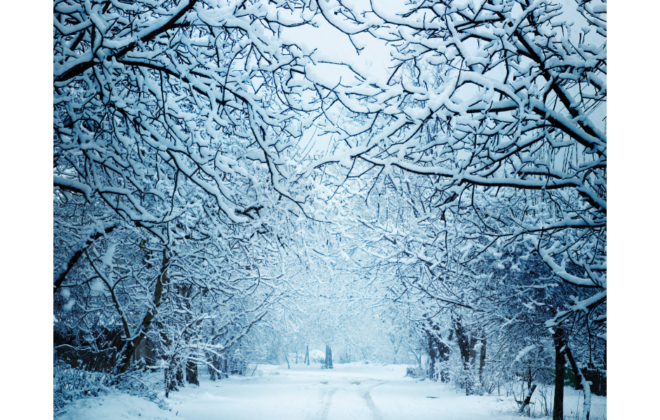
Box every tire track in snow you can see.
[362,381,386,420]
[316,386,338,420]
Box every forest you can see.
[51,0,607,419]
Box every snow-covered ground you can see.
[56,393,180,420]
[56,363,606,419]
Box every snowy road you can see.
[167,364,401,420]
[58,363,607,419]
[156,363,609,420]
[163,362,608,420]
[311,380,385,420]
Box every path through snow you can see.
[162,363,606,420]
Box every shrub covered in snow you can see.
[54,359,167,415]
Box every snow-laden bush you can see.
[54,359,113,412]
[54,359,166,414]
[308,349,325,364]
[405,366,425,378]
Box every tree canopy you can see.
[52,1,607,418]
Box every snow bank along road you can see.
[164,363,607,420]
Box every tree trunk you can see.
[553,328,566,420]
[453,317,476,395]
[439,334,450,383]
[519,384,537,414]
[325,344,333,369]
[186,360,199,385]
[165,369,172,398]
[565,345,583,390]
[305,345,309,365]
[285,353,290,369]
[565,346,591,420]
[479,336,487,383]
[208,355,217,381]
[428,333,437,381]
[176,365,184,387]
[120,249,170,374]
[164,361,184,398]
[453,317,473,366]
